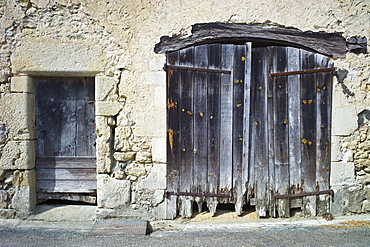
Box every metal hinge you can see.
[164,64,231,74]
[274,189,333,199]
[270,68,335,77]
[165,191,232,198]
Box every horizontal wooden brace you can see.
[274,189,333,199]
[165,191,232,198]
[164,64,231,74]
[270,68,335,77]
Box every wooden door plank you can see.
[36,180,96,193]
[242,42,252,209]
[232,45,246,215]
[179,46,195,218]
[166,50,180,219]
[250,48,269,217]
[266,47,276,217]
[272,47,290,217]
[59,78,77,156]
[36,168,96,180]
[193,44,209,196]
[36,157,96,168]
[300,49,317,217]
[219,44,234,202]
[207,44,221,216]
[315,54,332,215]
[76,77,96,156]
[287,47,302,195]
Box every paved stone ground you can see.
[0,205,370,246]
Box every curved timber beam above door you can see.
[155,23,346,58]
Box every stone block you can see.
[135,151,152,163]
[97,174,131,209]
[114,126,133,151]
[154,201,167,220]
[139,163,166,190]
[332,108,357,136]
[11,170,36,218]
[330,136,342,162]
[3,93,35,140]
[114,152,136,162]
[95,76,117,101]
[10,76,34,93]
[0,141,35,170]
[11,42,105,75]
[330,162,355,186]
[96,101,123,116]
[125,163,146,177]
[152,137,166,163]
[96,117,113,174]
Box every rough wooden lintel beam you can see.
[155,23,346,58]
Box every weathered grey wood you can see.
[300,49,317,217]
[36,157,96,168]
[272,47,290,218]
[166,50,180,219]
[36,168,96,180]
[250,48,268,217]
[179,46,194,217]
[193,45,209,196]
[266,47,276,217]
[76,78,96,156]
[155,23,346,58]
[219,44,234,202]
[36,180,96,193]
[315,53,332,216]
[206,44,221,215]
[35,77,96,196]
[232,45,246,215]
[242,42,252,208]
[287,47,302,195]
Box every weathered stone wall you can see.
[0,0,369,219]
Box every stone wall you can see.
[0,0,369,219]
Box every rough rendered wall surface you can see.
[0,0,369,219]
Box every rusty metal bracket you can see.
[165,191,232,198]
[270,68,335,77]
[274,189,333,199]
[164,64,231,74]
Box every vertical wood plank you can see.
[219,44,234,202]
[272,47,290,217]
[179,46,194,218]
[75,77,95,156]
[207,44,221,216]
[193,45,209,197]
[287,47,302,198]
[315,54,332,215]
[250,48,268,217]
[300,49,317,217]
[233,45,246,215]
[193,45,208,213]
[242,42,252,207]
[266,47,276,217]
[166,50,180,219]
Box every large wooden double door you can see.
[166,43,333,218]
